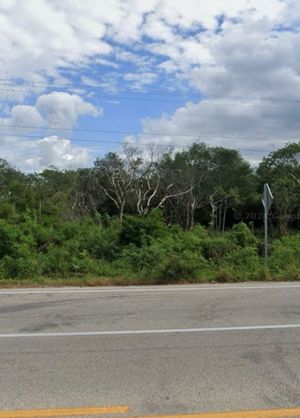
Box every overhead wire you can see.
[0,79,298,161]
[0,79,300,105]
[0,123,299,141]
[0,132,292,153]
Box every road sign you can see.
[262,183,273,263]
[262,183,273,213]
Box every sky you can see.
[0,0,300,171]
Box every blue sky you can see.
[0,0,300,171]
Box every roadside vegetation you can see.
[0,141,300,286]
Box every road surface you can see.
[0,283,300,417]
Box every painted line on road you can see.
[1,284,300,295]
[0,405,129,417]
[1,406,299,418]
[134,406,300,418]
[1,323,300,338]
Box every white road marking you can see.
[0,284,300,295]
[1,324,300,338]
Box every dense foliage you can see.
[0,142,299,284]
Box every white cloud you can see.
[0,0,111,83]
[1,0,300,168]
[123,72,158,90]
[36,92,101,128]
[188,20,300,99]
[0,104,43,144]
[142,14,175,43]
[0,93,99,170]
[127,3,300,163]
[0,0,286,86]
[10,105,43,128]
[0,133,90,172]
[131,94,300,163]
[25,135,90,171]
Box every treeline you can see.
[2,142,300,230]
[0,142,300,283]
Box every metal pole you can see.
[262,183,273,265]
[264,202,268,263]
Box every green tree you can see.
[257,142,300,234]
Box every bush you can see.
[0,211,299,284]
[215,267,240,283]
[0,243,40,279]
[0,220,18,258]
[155,250,206,283]
[268,234,300,274]
[87,218,121,261]
[229,222,257,248]
[115,228,209,282]
[201,236,235,260]
[220,246,263,280]
[118,211,167,247]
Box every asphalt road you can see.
[0,283,300,417]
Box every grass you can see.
[1,217,300,287]
[0,271,298,288]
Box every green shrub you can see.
[268,234,300,273]
[87,218,121,260]
[220,246,262,277]
[229,222,257,247]
[155,250,207,283]
[201,236,235,260]
[0,220,18,258]
[215,267,240,283]
[118,211,167,247]
[0,210,299,283]
[0,243,40,279]
[115,229,209,282]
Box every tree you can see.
[0,159,28,218]
[137,148,196,224]
[93,152,135,221]
[257,142,300,233]
[158,144,256,230]
[159,144,210,228]
[207,147,256,231]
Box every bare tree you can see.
[127,146,194,216]
[93,147,195,220]
[93,152,136,221]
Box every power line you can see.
[1,124,299,141]
[0,88,192,105]
[2,86,300,108]
[0,132,295,150]
[1,86,300,109]
[0,132,190,148]
[1,79,300,105]
[0,79,202,97]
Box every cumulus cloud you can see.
[1,0,300,168]
[131,98,299,164]
[126,3,300,163]
[0,0,286,86]
[0,133,90,172]
[36,92,101,128]
[10,105,43,128]
[0,93,99,170]
[188,20,300,99]
[0,104,44,150]
[0,0,111,84]
[25,136,90,171]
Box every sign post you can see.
[262,183,273,263]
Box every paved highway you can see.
[0,283,300,417]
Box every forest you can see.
[1,141,300,285]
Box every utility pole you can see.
[262,183,273,263]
